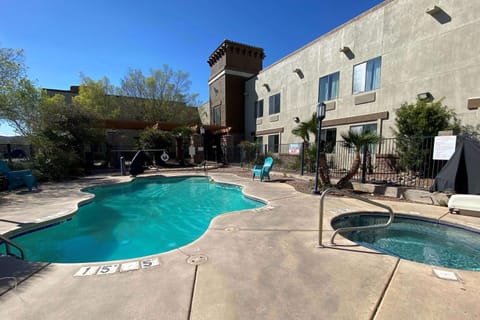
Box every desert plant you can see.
[291,112,330,185]
[336,130,381,189]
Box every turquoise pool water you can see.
[332,214,480,271]
[8,176,264,263]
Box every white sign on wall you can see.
[433,136,457,160]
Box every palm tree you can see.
[291,113,317,143]
[336,130,381,189]
[291,112,331,185]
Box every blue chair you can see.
[0,159,38,191]
[252,157,274,182]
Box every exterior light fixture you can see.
[425,5,451,23]
[293,68,304,79]
[426,5,442,15]
[312,102,326,194]
[293,117,300,123]
[262,83,270,91]
[339,46,355,59]
[417,92,434,101]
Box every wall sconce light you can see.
[417,92,434,101]
[426,5,442,15]
[426,5,451,24]
[293,117,300,123]
[293,68,304,79]
[262,83,270,91]
[339,46,355,60]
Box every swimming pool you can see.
[7,176,264,263]
[332,213,480,271]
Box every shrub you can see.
[394,99,459,175]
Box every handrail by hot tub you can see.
[0,234,25,260]
[318,187,395,247]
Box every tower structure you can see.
[207,40,265,142]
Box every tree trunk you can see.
[318,151,331,186]
[336,152,361,189]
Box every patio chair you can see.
[0,159,38,191]
[252,157,274,182]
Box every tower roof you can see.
[207,39,265,67]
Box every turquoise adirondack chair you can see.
[252,157,274,181]
[0,159,38,191]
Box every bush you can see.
[33,141,85,180]
[394,99,459,174]
[137,127,173,150]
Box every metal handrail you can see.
[0,234,25,260]
[318,187,395,247]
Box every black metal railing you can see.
[3,136,451,190]
[235,136,447,189]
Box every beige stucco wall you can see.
[245,0,480,144]
[198,101,210,125]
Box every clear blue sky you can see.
[0,0,384,135]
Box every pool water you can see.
[332,214,480,271]
[8,176,264,263]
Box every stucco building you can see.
[206,0,480,153]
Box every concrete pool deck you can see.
[0,170,479,319]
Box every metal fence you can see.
[236,136,448,190]
[1,137,449,190]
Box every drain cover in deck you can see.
[186,254,208,265]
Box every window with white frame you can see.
[268,134,279,153]
[319,72,339,102]
[256,136,264,146]
[353,57,382,94]
[255,99,264,118]
[269,93,281,115]
[349,123,378,153]
[320,128,337,153]
[350,123,377,134]
[255,136,264,154]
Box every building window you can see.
[255,136,264,153]
[268,134,279,153]
[255,100,264,118]
[320,128,337,153]
[269,93,281,115]
[213,106,221,125]
[350,123,377,134]
[319,72,339,102]
[256,136,264,146]
[350,123,378,153]
[353,57,382,94]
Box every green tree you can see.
[0,47,25,100]
[394,99,459,173]
[291,112,330,185]
[117,66,200,123]
[30,93,104,180]
[336,130,381,189]
[0,47,41,135]
[73,76,119,120]
[291,113,317,143]
[137,127,173,150]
